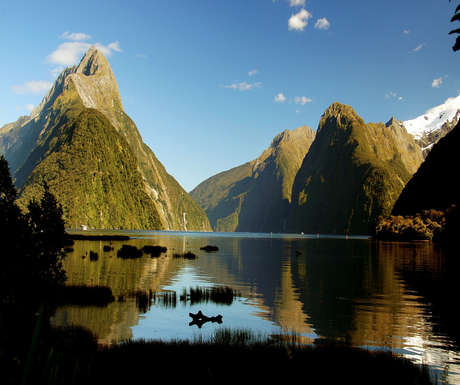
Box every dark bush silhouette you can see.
[89,251,99,261]
[200,245,219,252]
[142,245,167,257]
[173,251,197,259]
[54,285,115,307]
[117,244,143,259]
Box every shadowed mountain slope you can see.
[190,126,316,232]
[290,103,423,235]
[392,120,460,215]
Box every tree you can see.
[27,182,67,289]
[450,2,460,51]
[0,156,67,301]
[0,156,30,300]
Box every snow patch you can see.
[403,94,460,139]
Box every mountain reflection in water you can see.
[50,231,460,384]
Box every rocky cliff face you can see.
[413,110,460,158]
[0,47,211,231]
[289,103,423,235]
[190,126,316,232]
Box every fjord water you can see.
[51,231,460,383]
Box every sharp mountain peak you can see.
[76,46,112,76]
[270,125,315,149]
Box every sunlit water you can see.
[51,230,460,384]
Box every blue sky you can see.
[1,0,459,191]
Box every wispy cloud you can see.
[248,69,258,76]
[289,0,305,6]
[25,104,35,112]
[432,77,443,88]
[288,9,312,31]
[403,29,410,35]
[61,31,92,41]
[385,91,403,101]
[12,80,53,95]
[274,93,287,103]
[314,17,330,30]
[223,81,262,91]
[47,38,122,67]
[410,43,424,53]
[294,96,312,105]
[107,41,122,53]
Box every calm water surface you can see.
[51,230,460,384]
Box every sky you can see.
[0,0,459,191]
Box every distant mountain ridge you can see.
[190,126,316,232]
[191,102,424,235]
[0,47,211,231]
[289,102,423,234]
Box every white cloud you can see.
[403,29,410,35]
[47,42,89,66]
[432,77,443,88]
[223,81,262,91]
[288,9,312,31]
[47,40,122,66]
[315,17,330,30]
[289,0,305,6]
[25,104,35,112]
[411,43,424,53]
[61,31,91,41]
[294,96,312,105]
[12,80,53,95]
[274,93,287,103]
[248,69,258,76]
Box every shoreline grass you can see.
[54,285,115,307]
[66,234,130,241]
[20,326,433,385]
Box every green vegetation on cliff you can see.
[17,84,163,230]
[290,103,423,235]
[0,47,211,231]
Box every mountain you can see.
[0,47,211,231]
[403,94,460,157]
[190,126,316,232]
[290,103,423,235]
[392,120,460,215]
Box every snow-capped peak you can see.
[403,94,460,139]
